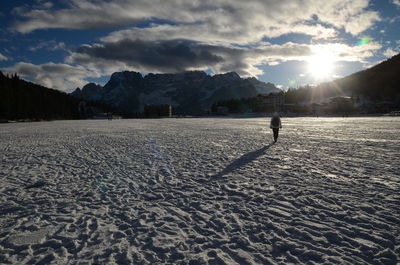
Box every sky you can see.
[0,0,399,92]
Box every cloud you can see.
[12,0,145,33]
[2,62,102,92]
[313,42,382,62]
[51,42,67,51]
[36,1,53,9]
[29,41,67,52]
[67,39,313,77]
[100,22,338,46]
[67,35,383,78]
[0,53,8,61]
[383,47,398,57]
[393,0,400,6]
[12,0,379,40]
[3,39,380,91]
[315,0,380,35]
[8,0,383,90]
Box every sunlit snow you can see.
[1,117,399,264]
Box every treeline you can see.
[211,95,279,113]
[144,104,172,117]
[0,72,116,121]
[345,53,400,100]
[284,85,338,104]
[212,80,399,115]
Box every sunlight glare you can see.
[307,47,337,80]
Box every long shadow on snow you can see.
[211,142,275,180]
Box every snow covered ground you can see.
[0,117,399,264]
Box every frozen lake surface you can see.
[1,117,399,264]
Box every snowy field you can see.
[0,117,399,264]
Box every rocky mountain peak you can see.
[79,83,103,101]
[70,87,82,98]
[110,71,143,82]
[104,71,144,94]
[245,77,280,94]
[213,72,241,80]
[82,82,102,91]
[72,70,280,114]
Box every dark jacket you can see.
[270,116,282,129]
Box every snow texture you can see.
[0,117,399,264]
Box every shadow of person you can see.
[211,142,275,180]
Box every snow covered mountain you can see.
[71,71,280,114]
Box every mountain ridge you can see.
[72,71,281,114]
[317,53,400,101]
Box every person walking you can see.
[270,112,282,142]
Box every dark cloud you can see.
[74,39,224,73]
[69,38,312,76]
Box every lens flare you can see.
[288,79,297,87]
[357,37,371,46]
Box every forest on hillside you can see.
[0,72,115,121]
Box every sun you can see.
[307,47,337,80]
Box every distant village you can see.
[211,92,399,117]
